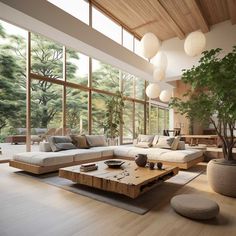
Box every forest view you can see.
[0,22,152,143]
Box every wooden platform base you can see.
[9,156,112,174]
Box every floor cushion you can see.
[171,194,219,220]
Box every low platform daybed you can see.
[9,135,204,174]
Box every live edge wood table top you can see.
[59,159,179,199]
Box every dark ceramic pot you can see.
[135,154,147,167]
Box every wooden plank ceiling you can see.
[91,0,236,41]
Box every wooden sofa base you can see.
[115,155,204,170]
[9,154,204,174]
[9,156,112,174]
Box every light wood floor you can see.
[0,163,236,236]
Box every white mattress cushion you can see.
[73,149,102,161]
[90,146,115,157]
[114,146,203,163]
[13,152,73,166]
[147,148,203,163]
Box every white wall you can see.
[162,21,236,81]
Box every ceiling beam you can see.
[185,0,209,33]
[155,1,185,40]
[227,0,236,24]
[131,19,158,31]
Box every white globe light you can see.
[153,67,165,82]
[159,90,172,102]
[140,33,160,59]
[152,52,168,70]
[146,83,161,99]
[184,31,206,57]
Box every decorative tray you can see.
[104,160,125,168]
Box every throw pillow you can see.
[152,135,159,146]
[48,136,76,152]
[177,141,186,150]
[171,136,181,150]
[85,135,108,147]
[154,136,175,149]
[137,134,155,147]
[70,135,90,149]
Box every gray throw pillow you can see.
[48,136,76,152]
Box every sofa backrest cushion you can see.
[48,136,77,152]
[154,136,175,149]
[136,134,155,148]
[85,135,108,147]
[152,135,159,146]
[154,136,181,150]
[177,141,186,150]
[171,136,181,150]
[70,135,90,149]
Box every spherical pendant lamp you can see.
[140,33,160,59]
[153,67,165,82]
[146,83,161,99]
[184,31,206,57]
[152,52,168,70]
[159,89,172,102]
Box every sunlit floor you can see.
[0,162,236,236]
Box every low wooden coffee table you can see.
[59,159,179,198]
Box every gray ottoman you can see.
[171,194,219,220]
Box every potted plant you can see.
[104,91,124,145]
[170,46,236,197]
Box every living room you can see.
[0,0,236,235]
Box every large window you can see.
[92,92,109,134]
[48,0,89,25]
[92,7,122,44]
[135,103,145,137]
[66,88,88,134]
[0,20,27,142]
[92,59,119,92]
[31,81,62,129]
[0,18,169,151]
[31,34,63,80]
[123,101,134,143]
[123,29,133,51]
[149,105,169,135]
[66,49,88,86]
[122,72,134,98]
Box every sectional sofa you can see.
[9,135,204,174]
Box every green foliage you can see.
[170,47,236,160]
[103,91,124,138]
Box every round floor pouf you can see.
[171,194,219,220]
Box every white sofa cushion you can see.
[90,146,115,157]
[39,142,52,152]
[114,146,203,163]
[13,152,74,166]
[73,149,102,161]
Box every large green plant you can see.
[170,46,236,161]
[104,91,124,139]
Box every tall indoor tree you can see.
[170,47,236,161]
